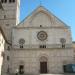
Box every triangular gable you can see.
[16,6,70,28]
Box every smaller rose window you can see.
[19,39,25,45]
[60,38,66,44]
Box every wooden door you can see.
[40,62,47,73]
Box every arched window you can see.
[39,45,46,48]
[7,46,10,51]
[60,38,66,48]
[1,0,7,3]
[20,45,23,49]
[13,0,15,2]
[19,39,25,49]
[1,0,3,3]
[7,56,10,61]
[4,15,6,19]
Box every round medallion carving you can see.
[19,39,25,44]
[60,38,66,43]
[37,31,48,41]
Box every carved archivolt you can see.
[40,56,48,62]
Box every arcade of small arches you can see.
[1,0,15,3]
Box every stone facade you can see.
[9,6,74,75]
[73,42,75,60]
[9,49,74,74]
[0,0,20,41]
[0,0,75,75]
[0,0,20,75]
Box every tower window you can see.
[1,0,7,3]
[7,46,10,51]
[4,15,6,19]
[13,0,15,2]
[9,0,15,3]
[7,56,10,61]
[1,0,3,3]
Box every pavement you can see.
[40,74,75,75]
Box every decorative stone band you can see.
[12,44,72,49]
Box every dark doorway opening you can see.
[40,61,47,73]
[19,65,24,74]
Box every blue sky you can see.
[20,0,75,41]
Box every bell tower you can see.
[0,0,20,41]
[0,0,20,24]
[0,0,20,75]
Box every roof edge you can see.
[17,5,70,29]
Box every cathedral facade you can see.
[0,0,75,75]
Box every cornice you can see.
[13,26,69,30]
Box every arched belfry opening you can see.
[40,56,48,74]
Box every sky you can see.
[20,0,75,41]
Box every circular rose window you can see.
[37,31,48,41]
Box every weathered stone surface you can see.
[0,1,75,75]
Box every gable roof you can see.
[16,6,70,28]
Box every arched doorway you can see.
[18,61,24,74]
[40,56,48,74]
[19,65,24,74]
